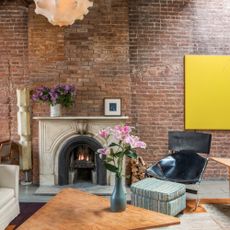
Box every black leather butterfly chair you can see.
[146,131,212,209]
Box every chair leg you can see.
[193,183,201,211]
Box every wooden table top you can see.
[210,157,230,167]
[18,188,180,230]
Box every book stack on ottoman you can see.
[131,178,186,216]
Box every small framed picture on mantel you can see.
[104,98,122,116]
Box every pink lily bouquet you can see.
[97,125,146,178]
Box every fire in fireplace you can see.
[69,145,95,182]
[58,136,106,186]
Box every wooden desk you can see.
[210,157,230,194]
[18,188,180,230]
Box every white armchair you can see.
[0,165,20,230]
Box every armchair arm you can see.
[0,164,19,199]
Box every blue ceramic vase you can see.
[110,176,126,212]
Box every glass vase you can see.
[110,175,126,212]
[50,104,62,117]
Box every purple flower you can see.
[32,94,39,101]
[31,86,51,103]
[32,84,75,107]
[64,84,70,91]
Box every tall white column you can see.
[17,88,32,170]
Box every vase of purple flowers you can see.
[50,104,62,117]
[32,84,75,117]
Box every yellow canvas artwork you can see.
[185,55,230,130]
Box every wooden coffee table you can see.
[18,188,180,230]
[210,157,230,194]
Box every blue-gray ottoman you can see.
[131,178,186,216]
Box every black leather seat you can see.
[147,150,207,184]
[146,131,212,209]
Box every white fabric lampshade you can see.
[34,0,93,26]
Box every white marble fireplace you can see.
[34,116,128,186]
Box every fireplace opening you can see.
[58,136,106,186]
[69,145,95,182]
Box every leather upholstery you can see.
[168,131,211,154]
[146,131,211,185]
[146,150,207,184]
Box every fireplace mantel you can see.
[34,116,129,186]
[33,116,129,120]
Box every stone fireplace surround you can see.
[34,116,129,186]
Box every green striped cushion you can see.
[130,178,186,201]
[131,193,186,216]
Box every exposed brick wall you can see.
[0,1,28,142]
[128,0,230,179]
[63,0,130,116]
[28,4,66,182]
[1,0,230,183]
[28,0,130,183]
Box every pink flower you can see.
[97,147,110,158]
[99,129,110,139]
[135,140,146,149]
[122,125,132,135]
[124,135,137,148]
[124,135,146,149]
[113,125,132,141]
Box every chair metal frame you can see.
[146,131,212,210]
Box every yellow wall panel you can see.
[185,55,230,130]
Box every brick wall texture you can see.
[1,0,230,183]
